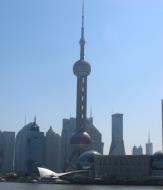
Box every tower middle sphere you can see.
[73,59,91,77]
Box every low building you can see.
[94,153,163,179]
[94,155,151,178]
[151,151,163,177]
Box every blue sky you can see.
[0,0,163,154]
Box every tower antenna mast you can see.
[80,0,85,60]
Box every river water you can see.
[0,183,163,190]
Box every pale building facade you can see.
[109,114,125,155]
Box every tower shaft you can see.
[76,76,87,132]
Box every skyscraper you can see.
[0,131,15,172]
[61,118,76,171]
[109,113,125,155]
[61,117,103,171]
[45,126,61,171]
[15,118,45,174]
[70,1,91,167]
[0,132,5,172]
[146,133,153,155]
[2,132,15,172]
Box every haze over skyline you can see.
[0,0,163,154]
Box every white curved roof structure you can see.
[37,167,71,178]
[37,167,88,179]
[37,167,57,178]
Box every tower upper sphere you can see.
[73,59,91,76]
[73,0,91,77]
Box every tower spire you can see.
[80,0,85,60]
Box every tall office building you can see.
[0,131,15,172]
[45,126,61,171]
[109,113,125,155]
[2,132,15,172]
[69,1,92,168]
[61,117,103,171]
[146,133,153,155]
[15,118,45,174]
[61,118,76,171]
[0,132,5,172]
[86,117,104,155]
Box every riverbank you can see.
[1,174,163,186]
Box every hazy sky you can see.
[0,0,163,154]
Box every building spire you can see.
[148,131,151,143]
[25,114,27,126]
[90,107,92,118]
[80,0,85,60]
[34,115,36,124]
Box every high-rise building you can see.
[146,133,153,155]
[0,132,5,172]
[0,131,15,172]
[86,117,104,155]
[61,117,103,171]
[109,113,125,155]
[15,118,45,174]
[2,132,15,172]
[69,1,92,168]
[132,145,143,155]
[45,126,61,171]
[61,118,76,171]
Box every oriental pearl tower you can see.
[69,0,91,168]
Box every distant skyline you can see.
[0,0,163,154]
